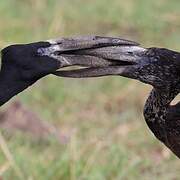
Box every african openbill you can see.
[0,36,133,106]
[50,36,180,159]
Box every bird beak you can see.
[37,36,147,78]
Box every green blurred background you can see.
[0,0,180,179]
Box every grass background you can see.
[0,0,180,179]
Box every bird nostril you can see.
[127,51,133,55]
[54,51,62,56]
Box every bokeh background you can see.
[0,0,180,179]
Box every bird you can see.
[2,35,180,158]
[0,36,135,106]
[52,37,180,159]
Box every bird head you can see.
[53,42,180,90]
[1,41,62,83]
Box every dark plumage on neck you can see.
[144,88,178,140]
[143,86,180,158]
[0,71,35,106]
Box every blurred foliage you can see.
[0,0,180,179]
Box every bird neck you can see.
[143,87,179,143]
[0,71,34,106]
